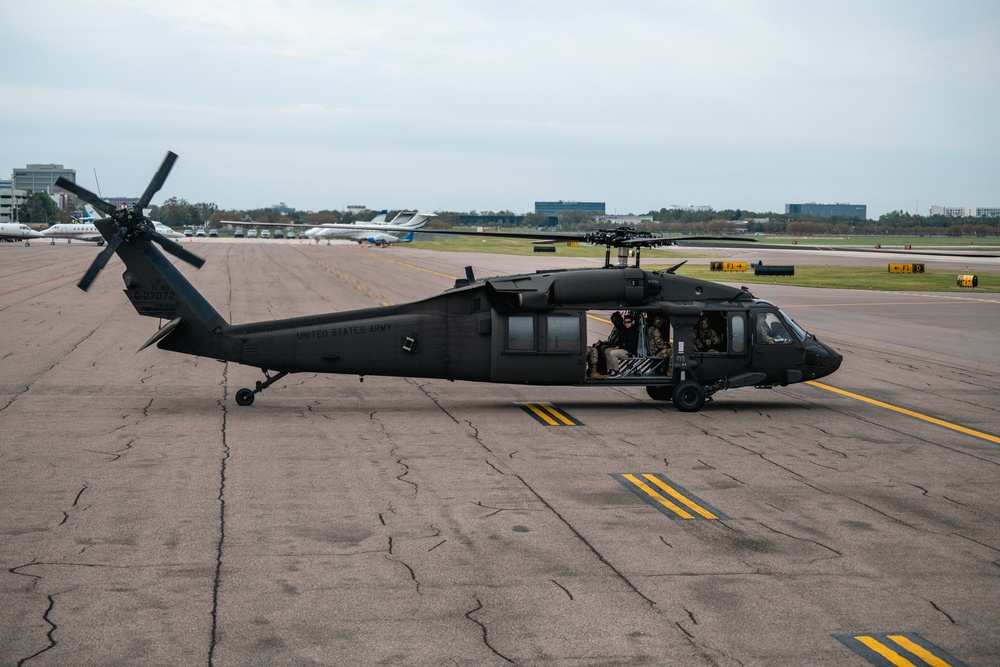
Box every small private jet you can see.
[0,222,45,245]
[42,221,106,244]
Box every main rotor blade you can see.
[624,235,759,247]
[78,234,123,291]
[148,228,206,269]
[137,151,178,209]
[54,177,118,217]
[409,228,585,243]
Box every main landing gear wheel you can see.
[235,388,255,406]
[672,380,706,412]
[646,385,674,401]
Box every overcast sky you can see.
[2,1,997,219]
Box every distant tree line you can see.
[25,191,998,238]
[16,192,71,224]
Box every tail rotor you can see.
[55,151,205,291]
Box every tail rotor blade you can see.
[78,234,123,291]
[148,228,206,269]
[54,177,118,217]
[70,151,205,291]
[138,151,178,209]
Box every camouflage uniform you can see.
[587,313,625,378]
[646,316,670,358]
[694,318,724,351]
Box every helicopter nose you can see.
[805,342,843,378]
[828,345,843,372]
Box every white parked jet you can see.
[303,210,431,246]
[42,222,106,244]
[0,222,45,245]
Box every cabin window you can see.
[506,315,535,350]
[730,314,746,353]
[545,315,580,352]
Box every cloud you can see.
[2,1,998,216]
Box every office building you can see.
[535,201,606,216]
[785,203,867,219]
[13,163,76,194]
[1,180,28,223]
[929,205,1000,218]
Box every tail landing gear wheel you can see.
[235,388,255,406]
[236,369,290,406]
[672,380,706,412]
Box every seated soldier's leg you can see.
[596,342,609,373]
[606,348,627,374]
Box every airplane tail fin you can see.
[388,211,430,229]
[83,204,104,222]
[398,231,415,243]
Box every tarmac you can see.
[2,239,998,666]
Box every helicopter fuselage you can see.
[116,227,841,411]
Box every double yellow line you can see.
[517,402,582,426]
[836,632,964,667]
[615,473,727,520]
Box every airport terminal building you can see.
[785,203,867,219]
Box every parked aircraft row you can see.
[1,206,184,246]
[3,209,430,248]
[227,210,432,246]
[0,220,110,245]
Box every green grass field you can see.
[405,235,999,292]
[643,264,997,292]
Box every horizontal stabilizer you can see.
[137,316,183,352]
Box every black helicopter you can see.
[56,152,842,412]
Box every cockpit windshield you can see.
[779,310,807,341]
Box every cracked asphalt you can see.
[2,240,999,666]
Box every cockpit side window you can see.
[755,312,792,345]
